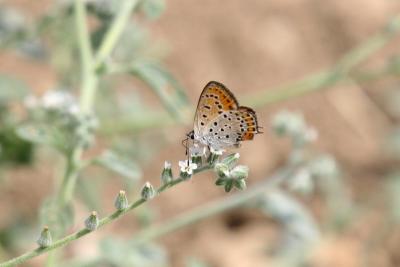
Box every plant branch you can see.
[0,165,214,267]
[97,14,400,135]
[132,167,292,244]
[0,164,294,267]
[56,0,95,208]
[243,14,400,108]
[74,0,97,113]
[93,0,141,70]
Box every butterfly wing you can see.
[202,106,260,149]
[193,81,239,139]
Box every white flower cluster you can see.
[23,90,98,151]
[24,90,80,115]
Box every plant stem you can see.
[0,165,293,267]
[75,0,96,113]
[132,167,292,244]
[55,0,95,208]
[93,0,141,70]
[99,14,400,136]
[57,0,140,207]
[57,149,81,206]
[0,166,215,267]
[243,14,400,108]
[45,3,96,266]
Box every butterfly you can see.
[186,81,262,152]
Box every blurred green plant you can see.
[0,74,33,165]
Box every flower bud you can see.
[214,162,230,179]
[215,177,228,186]
[161,161,173,184]
[37,226,52,248]
[230,165,249,180]
[141,182,156,200]
[309,155,338,178]
[221,153,240,168]
[85,211,99,231]
[224,180,234,193]
[190,144,205,166]
[208,147,224,166]
[114,190,129,211]
[234,178,247,190]
[191,154,203,166]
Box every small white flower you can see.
[164,161,172,169]
[41,90,77,110]
[178,160,198,175]
[210,146,224,155]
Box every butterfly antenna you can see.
[256,126,264,134]
[182,137,188,155]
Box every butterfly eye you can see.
[187,130,195,140]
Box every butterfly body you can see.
[191,81,261,150]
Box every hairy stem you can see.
[0,165,294,267]
[98,14,400,135]
[93,0,141,69]
[0,166,214,267]
[75,0,95,113]
[132,167,292,244]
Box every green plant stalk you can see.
[75,0,96,113]
[0,165,295,267]
[56,0,95,208]
[58,0,141,206]
[57,148,81,207]
[132,167,292,244]
[0,166,212,267]
[98,14,400,136]
[244,14,400,108]
[93,0,141,70]
[48,3,95,265]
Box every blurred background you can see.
[1,0,400,266]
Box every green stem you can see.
[75,0,96,113]
[132,167,292,244]
[55,0,94,209]
[93,0,141,70]
[98,15,400,136]
[0,166,215,267]
[57,0,140,207]
[244,14,400,108]
[57,149,81,207]
[0,165,293,267]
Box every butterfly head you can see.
[187,130,195,140]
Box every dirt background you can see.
[1,0,400,266]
